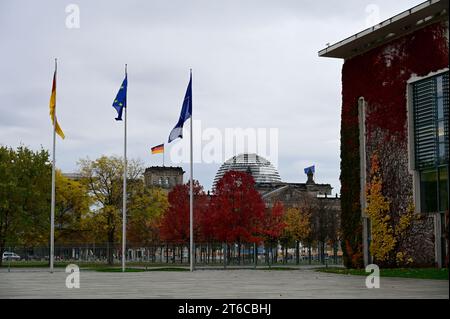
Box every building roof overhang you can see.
[318,0,448,59]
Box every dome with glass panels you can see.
[213,153,281,187]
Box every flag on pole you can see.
[168,73,192,143]
[304,165,315,174]
[112,65,128,272]
[151,143,164,154]
[112,75,128,121]
[168,70,194,272]
[49,69,65,139]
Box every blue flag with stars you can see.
[112,75,127,121]
[304,165,315,175]
[168,72,192,143]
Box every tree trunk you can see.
[223,243,226,267]
[0,240,6,267]
[172,244,175,263]
[265,243,269,265]
[202,244,205,264]
[107,231,114,265]
[333,242,338,264]
[286,246,288,264]
[274,243,278,264]
[271,244,274,264]
[321,241,326,265]
[318,241,322,264]
[237,242,241,265]
[308,244,312,265]
[207,243,210,264]
[165,244,169,263]
[187,245,190,264]
[296,241,300,265]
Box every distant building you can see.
[144,166,184,190]
[62,172,82,181]
[319,0,448,267]
[214,153,282,185]
[213,153,341,258]
[214,153,334,201]
[213,153,333,197]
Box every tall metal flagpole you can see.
[122,64,127,273]
[50,58,57,274]
[189,69,194,272]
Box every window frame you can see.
[407,68,449,214]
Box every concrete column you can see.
[434,213,442,268]
[362,217,369,266]
[358,97,371,266]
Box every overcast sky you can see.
[0,0,423,193]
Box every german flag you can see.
[151,143,164,154]
[49,66,65,139]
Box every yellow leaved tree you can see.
[284,207,312,264]
[366,152,415,266]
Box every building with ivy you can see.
[319,0,448,267]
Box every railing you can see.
[1,242,343,267]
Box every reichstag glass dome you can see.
[213,153,281,186]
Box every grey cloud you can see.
[0,0,423,192]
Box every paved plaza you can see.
[0,268,448,299]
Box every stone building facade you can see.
[144,166,184,191]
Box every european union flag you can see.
[168,72,192,143]
[304,165,315,175]
[112,75,127,121]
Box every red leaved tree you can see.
[159,181,208,245]
[209,170,265,263]
[262,201,286,242]
[262,201,286,263]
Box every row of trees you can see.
[0,146,52,264]
[0,145,340,266]
[0,146,167,265]
[160,170,340,264]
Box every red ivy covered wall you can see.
[340,21,449,268]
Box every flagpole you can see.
[189,69,194,272]
[122,64,127,273]
[50,58,57,274]
[163,148,165,167]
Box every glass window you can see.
[420,170,438,213]
[436,76,443,97]
[439,167,448,212]
[437,98,444,120]
[439,143,446,161]
[413,72,448,213]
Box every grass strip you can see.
[316,267,449,280]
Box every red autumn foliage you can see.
[159,180,208,244]
[209,170,265,244]
[262,201,286,242]
[160,174,286,246]
[343,22,448,140]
